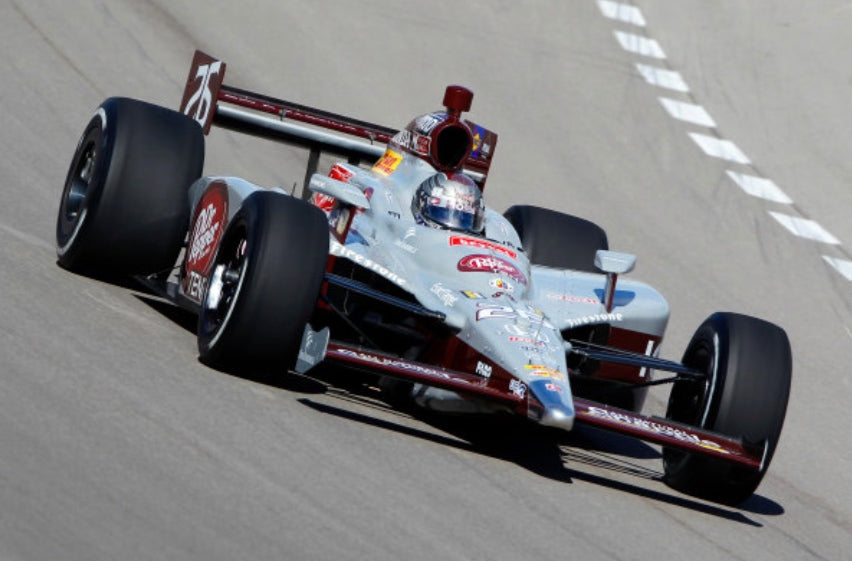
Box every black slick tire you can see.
[56,97,204,276]
[197,190,329,381]
[663,312,792,505]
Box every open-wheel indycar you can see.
[56,51,792,505]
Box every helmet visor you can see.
[424,203,482,232]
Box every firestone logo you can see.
[457,254,526,285]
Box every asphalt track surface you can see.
[1,1,850,559]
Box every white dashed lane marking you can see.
[636,64,689,92]
[614,31,666,59]
[823,257,852,282]
[769,212,840,245]
[725,171,793,204]
[597,0,646,26]
[688,133,750,164]
[599,0,851,281]
[659,98,717,127]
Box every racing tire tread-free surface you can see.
[663,311,792,505]
[503,204,608,272]
[197,190,329,380]
[56,97,204,276]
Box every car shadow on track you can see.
[294,372,782,525]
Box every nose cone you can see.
[529,379,575,431]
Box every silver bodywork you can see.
[183,151,670,431]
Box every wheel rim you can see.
[663,337,717,470]
[57,121,102,253]
[65,141,96,221]
[201,226,249,348]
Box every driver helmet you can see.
[412,172,485,233]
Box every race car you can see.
[55,51,791,506]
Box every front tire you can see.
[197,191,329,380]
[663,312,792,505]
[56,97,204,276]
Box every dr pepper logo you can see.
[457,254,526,284]
[187,181,228,275]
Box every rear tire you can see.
[503,205,607,272]
[56,97,204,276]
[663,312,792,505]
[197,191,329,380]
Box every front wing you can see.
[324,340,765,472]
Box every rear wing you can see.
[178,50,498,192]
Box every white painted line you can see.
[688,132,750,164]
[725,171,793,204]
[823,256,852,281]
[769,212,840,244]
[598,1,646,26]
[659,98,716,127]
[636,64,689,92]
[614,31,666,59]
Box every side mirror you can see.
[594,250,636,275]
[594,250,636,312]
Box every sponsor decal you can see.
[330,240,407,287]
[565,312,623,328]
[525,365,566,381]
[391,130,431,156]
[489,278,514,292]
[457,254,526,285]
[585,406,730,454]
[184,182,228,301]
[546,293,600,304]
[334,348,473,385]
[509,379,527,399]
[448,235,517,259]
[329,163,355,183]
[186,270,207,301]
[475,303,554,328]
[372,149,402,175]
[187,186,227,272]
[475,361,492,379]
[461,291,484,299]
[414,113,443,134]
[469,124,491,158]
[545,383,563,393]
[430,283,458,307]
[508,335,548,346]
[491,291,515,301]
[311,192,337,213]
